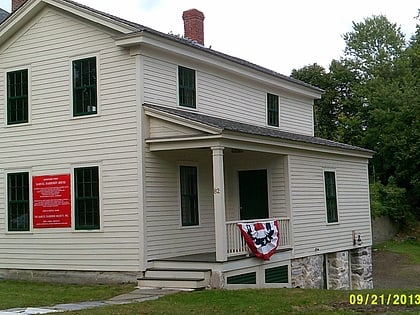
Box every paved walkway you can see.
[0,287,183,314]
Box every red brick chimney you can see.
[12,0,27,11]
[182,9,205,45]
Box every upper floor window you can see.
[324,171,338,223]
[73,57,97,116]
[267,93,279,127]
[7,69,28,125]
[180,165,199,226]
[7,172,30,232]
[74,166,100,230]
[178,66,196,108]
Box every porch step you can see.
[138,268,211,290]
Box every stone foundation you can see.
[291,254,324,288]
[351,246,373,289]
[327,251,350,290]
[291,246,373,290]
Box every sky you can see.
[0,0,418,75]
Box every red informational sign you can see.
[33,174,71,228]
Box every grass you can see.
[0,280,134,309]
[64,288,420,315]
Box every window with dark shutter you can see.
[267,93,279,127]
[73,57,97,116]
[75,166,100,230]
[7,69,28,125]
[324,171,338,223]
[178,66,196,108]
[180,166,199,226]
[7,172,30,231]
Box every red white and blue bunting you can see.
[237,221,280,260]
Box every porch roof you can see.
[143,103,374,158]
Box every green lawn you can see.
[65,288,420,315]
[0,280,134,309]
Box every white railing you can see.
[225,217,291,257]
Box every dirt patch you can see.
[372,249,420,289]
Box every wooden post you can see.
[211,146,227,261]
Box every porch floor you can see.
[154,252,247,263]
[152,248,293,263]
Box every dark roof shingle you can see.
[144,103,374,155]
[0,8,9,24]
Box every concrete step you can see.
[138,268,211,290]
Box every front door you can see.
[238,169,269,220]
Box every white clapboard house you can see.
[0,0,374,289]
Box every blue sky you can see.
[1,0,418,75]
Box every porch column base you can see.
[212,146,227,262]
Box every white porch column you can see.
[211,146,227,262]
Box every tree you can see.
[292,13,420,222]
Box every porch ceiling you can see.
[143,103,374,158]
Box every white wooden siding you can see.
[0,8,141,271]
[143,55,314,136]
[149,116,206,138]
[144,149,216,260]
[288,154,372,258]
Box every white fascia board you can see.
[116,32,323,99]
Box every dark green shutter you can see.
[178,66,196,108]
[7,69,28,125]
[73,57,97,116]
[75,166,100,230]
[180,166,199,226]
[324,171,338,223]
[227,272,257,284]
[267,93,279,127]
[265,265,289,283]
[7,172,30,231]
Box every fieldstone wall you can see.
[327,251,350,290]
[291,254,324,288]
[351,246,373,289]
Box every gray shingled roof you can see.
[144,103,374,155]
[61,1,323,93]
[0,8,9,24]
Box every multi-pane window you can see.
[73,57,97,116]
[180,166,199,226]
[178,66,196,108]
[74,166,100,230]
[324,171,338,223]
[267,93,279,127]
[7,172,30,232]
[7,69,29,125]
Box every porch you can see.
[138,217,292,289]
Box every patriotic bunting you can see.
[237,221,280,260]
